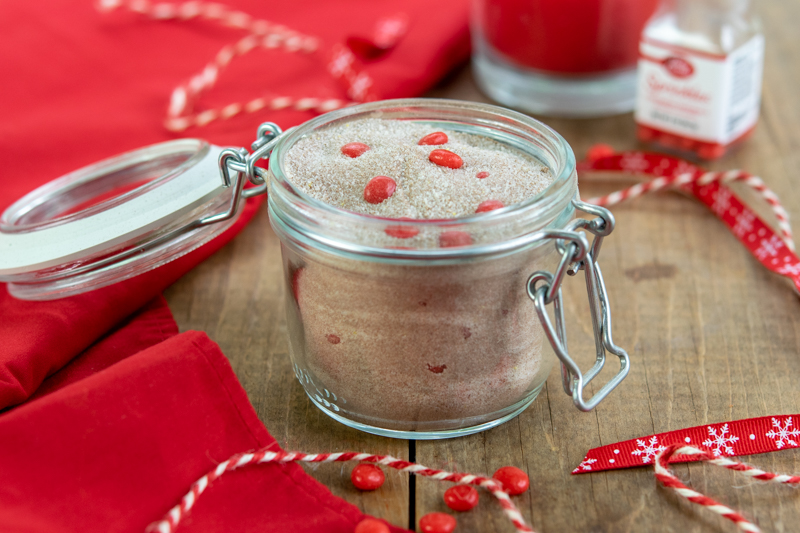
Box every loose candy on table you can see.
[428,149,463,169]
[342,142,371,158]
[444,485,479,512]
[418,132,449,145]
[364,176,397,204]
[419,512,457,533]
[475,171,490,179]
[354,518,391,533]
[475,200,504,213]
[492,466,529,496]
[351,463,385,491]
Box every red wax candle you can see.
[480,0,661,75]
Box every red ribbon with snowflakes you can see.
[572,414,800,474]
[574,149,800,478]
[579,149,800,294]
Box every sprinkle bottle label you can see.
[635,35,764,148]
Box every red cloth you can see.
[0,331,406,533]
[0,0,469,531]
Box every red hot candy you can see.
[351,464,385,491]
[418,131,449,145]
[354,518,390,533]
[475,171,490,179]
[492,466,529,495]
[364,176,397,204]
[419,512,457,533]
[475,200,504,213]
[341,142,370,158]
[443,485,479,511]
[385,218,420,239]
[428,149,463,169]
[439,231,473,248]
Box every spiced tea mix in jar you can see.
[267,99,627,439]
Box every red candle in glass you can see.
[472,0,662,117]
[480,0,661,75]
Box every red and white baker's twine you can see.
[148,444,800,533]
[146,449,532,533]
[654,444,800,533]
[97,0,382,131]
[585,168,794,251]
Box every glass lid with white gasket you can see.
[0,124,281,300]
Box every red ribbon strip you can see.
[579,151,800,293]
[572,414,800,474]
[575,151,800,474]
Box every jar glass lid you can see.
[0,139,238,300]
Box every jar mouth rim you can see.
[268,98,577,257]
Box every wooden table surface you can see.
[164,3,800,531]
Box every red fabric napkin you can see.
[0,0,469,530]
[0,330,406,533]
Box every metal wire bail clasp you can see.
[527,199,630,411]
[198,122,283,226]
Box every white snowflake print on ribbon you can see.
[619,153,650,173]
[766,417,800,449]
[732,210,755,239]
[572,457,598,473]
[702,424,739,457]
[755,235,785,260]
[711,187,732,217]
[778,263,800,277]
[632,436,667,464]
[672,160,697,177]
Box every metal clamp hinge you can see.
[527,199,630,411]
[197,122,283,227]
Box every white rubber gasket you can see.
[0,141,225,276]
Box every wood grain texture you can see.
[165,1,800,531]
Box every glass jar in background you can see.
[635,0,764,159]
[471,0,662,117]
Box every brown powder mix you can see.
[280,118,558,432]
[283,119,554,219]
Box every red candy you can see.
[326,334,341,345]
[364,176,397,204]
[290,266,304,305]
[341,142,370,158]
[351,464,385,491]
[428,149,463,169]
[439,231,472,248]
[475,171,490,179]
[492,466,529,495]
[443,485,479,511]
[419,512,456,533]
[354,518,390,533]
[385,218,419,239]
[586,143,615,162]
[475,200,504,213]
[418,131,449,145]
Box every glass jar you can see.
[471,0,662,117]
[0,99,629,439]
[267,99,628,438]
